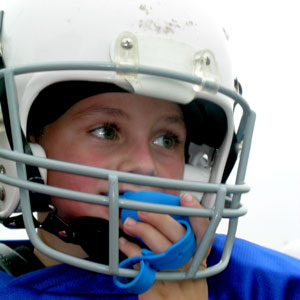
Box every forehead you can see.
[67,92,184,120]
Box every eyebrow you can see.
[71,102,185,129]
[160,115,186,129]
[71,104,129,121]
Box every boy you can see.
[0,0,299,299]
[29,85,211,299]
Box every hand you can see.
[120,194,210,300]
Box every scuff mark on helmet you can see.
[138,18,196,35]
[138,4,196,34]
[139,19,174,34]
[185,20,195,27]
[139,4,152,15]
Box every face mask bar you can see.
[0,62,255,281]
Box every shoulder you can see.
[0,259,138,299]
[207,234,300,300]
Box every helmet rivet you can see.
[121,38,134,49]
[0,185,5,201]
[205,56,211,66]
[0,166,6,201]
[0,165,5,174]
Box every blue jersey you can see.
[207,235,300,300]
[0,234,299,299]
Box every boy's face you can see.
[37,92,186,222]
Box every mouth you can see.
[99,190,127,196]
[98,191,125,220]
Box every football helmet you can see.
[0,0,255,289]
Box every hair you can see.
[27,81,129,140]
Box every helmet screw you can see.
[121,38,134,49]
[0,185,5,201]
[204,56,211,66]
[0,165,6,201]
[0,165,6,174]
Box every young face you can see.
[37,92,186,222]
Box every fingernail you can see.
[138,211,148,218]
[124,217,136,226]
[183,194,193,202]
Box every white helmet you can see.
[0,0,255,291]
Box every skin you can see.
[34,92,209,300]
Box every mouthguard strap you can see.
[114,191,196,294]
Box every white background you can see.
[1,0,300,254]
[212,0,300,253]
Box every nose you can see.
[118,140,157,176]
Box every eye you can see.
[91,124,118,140]
[153,133,178,149]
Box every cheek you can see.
[51,198,110,221]
[47,171,109,220]
[156,159,185,196]
[47,170,99,192]
[159,158,185,179]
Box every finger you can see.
[119,237,141,257]
[123,217,172,253]
[137,211,186,243]
[119,238,142,270]
[180,193,210,246]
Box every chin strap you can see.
[2,208,144,264]
[41,212,113,263]
[4,191,197,294]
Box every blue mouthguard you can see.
[113,191,196,294]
